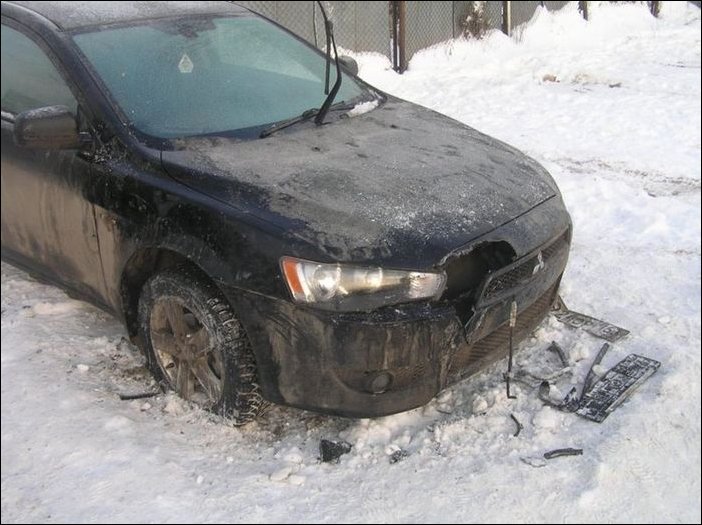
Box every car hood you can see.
[161,98,559,266]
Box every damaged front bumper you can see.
[229,217,571,418]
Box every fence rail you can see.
[234,1,670,73]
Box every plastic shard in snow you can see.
[547,341,569,367]
[544,447,583,460]
[389,449,409,464]
[319,439,352,463]
[538,380,580,412]
[510,413,523,437]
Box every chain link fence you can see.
[233,1,671,73]
[402,1,573,69]
[511,1,569,29]
[484,1,505,31]
[404,2,453,62]
[236,1,391,55]
[326,2,392,55]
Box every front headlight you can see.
[280,256,446,311]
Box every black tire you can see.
[137,267,265,425]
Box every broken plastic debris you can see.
[389,449,409,464]
[510,413,523,437]
[538,381,580,412]
[521,449,583,466]
[538,342,609,412]
[319,439,352,463]
[554,309,629,342]
[576,354,661,423]
[538,345,660,423]
[544,448,583,460]
[551,294,568,313]
[119,390,159,401]
[582,343,611,396]
[547,341,569,367]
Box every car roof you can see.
[3,1,249,30]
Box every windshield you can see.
[73,15,368,140]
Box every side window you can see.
[1,24,77,115]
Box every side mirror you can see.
[338,55,359,76]
[13,105,85,150]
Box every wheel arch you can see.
[119,245,223,342]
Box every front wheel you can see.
[137,268,265,425]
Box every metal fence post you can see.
[502,1,511,36]
[579,1,588,21]
[650,1,661,17]
[391,1,399,71]
[398,0,407,73]
[390,0,402,73]
[391,1,407,73]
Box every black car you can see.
[1,1,572,424]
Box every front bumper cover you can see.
[227,225,570,418]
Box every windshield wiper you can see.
[260,2,341,139]
[259,108,318,138]
[259,100,362,139]
[314,0,342,126]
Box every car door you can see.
[0,22,106,301]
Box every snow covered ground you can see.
[2,2,700,523]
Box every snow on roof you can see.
[5,1,248,30]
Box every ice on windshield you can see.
[73,16,366,139]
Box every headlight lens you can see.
[281,256,446,311]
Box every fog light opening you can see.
[367,372,393,394]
